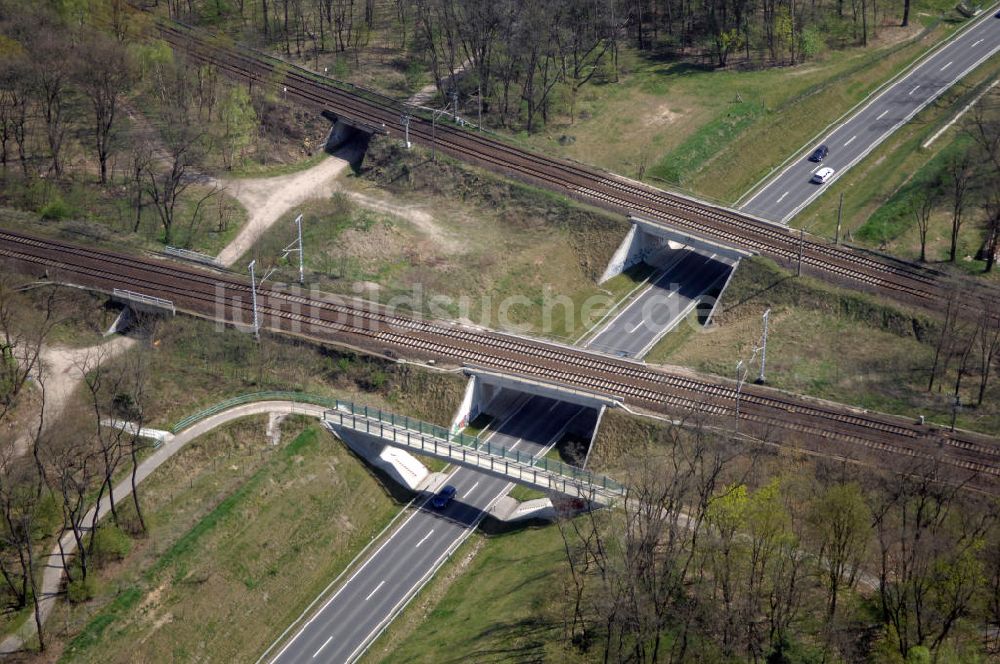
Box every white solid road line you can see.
[909,85,921,95]
[844,135,857,146]
[777,191,789,203]
[414,530,434,548]
[364,581,386,602]
[312,637,333,658]
[876,110,889,120]
[940,61,953,71]
[972,38,984,47]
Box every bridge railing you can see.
[164,246,223,267]
[168,393,626,501]
[112,289,175,315]
[327,399,626,502]
[171,391,338,434]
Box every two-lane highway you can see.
[268,395,584,663]
[742,7,1000,223]
[586,248,735,358]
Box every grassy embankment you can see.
[54,422,400,663]
[646,256,1000,435]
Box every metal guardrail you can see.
[164,246,222,267]
[326,400,626,504]
[171,391,338,434]
[111,289,175,315]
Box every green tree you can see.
[807,482,870,619]
[218,85,257,170]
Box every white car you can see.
[811,166,835,184]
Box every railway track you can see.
[150,19,1000,317]
[1,230,997,489]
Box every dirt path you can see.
[216,156,352,266]
[41,337,137,421]
[11,336,137,456]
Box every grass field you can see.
[53,422,400,663]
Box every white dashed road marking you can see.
[844,135,857,146]
[313,637,333,658]
[415,530,434,548]
[364,581,386,602]
[909,85,921,96]
[777,191,789,203]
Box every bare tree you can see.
[0,56,31,177]
[980,191,1000,274]
[975,298,1000,406]
[127,140,154,234]
[30,34,70,178]
[146,126,204,245]
[945,150,975,263]
[871,467,994,657]
[76,32,133,185]
[41,413,98,584]
[807,482,870,620]
[0,280,61,425]
[911,185,938,263]
[0,434,48,650]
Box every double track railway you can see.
[152,19,1000,316]
[2,230,997,491]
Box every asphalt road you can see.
[741,8,1000,223]
[269,395,584,664]
[586,248,735,358]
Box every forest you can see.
[159,0,929,131]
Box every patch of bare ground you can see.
[217,156,352,266]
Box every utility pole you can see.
[400,113,412,149]
[757,308,770,384]
[797,227,805,277]
[450,89,459,122]
[431,107,447,161]
[294,213,304,284]
[835,192,844,245]
[248,259,260,339]
[951,395,960,432]
[735,360,746,433]
[477,77,482,131]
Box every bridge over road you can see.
[323,400,625,505]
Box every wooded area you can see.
[559,423,1000,663]
[161,0,922,132]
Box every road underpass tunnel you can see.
[588,216,747,359]
[451,368,615,475]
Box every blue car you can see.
[808,145,829,162]
[431,485,457,509]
